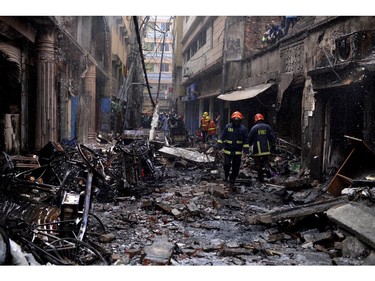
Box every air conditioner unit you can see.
[183,67,192,78]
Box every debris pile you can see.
[1,133,375,265]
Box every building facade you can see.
[175,16,226,135]
[174,16,375,182]
[142,16,174,116]
[0,16,142,153]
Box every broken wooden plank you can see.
[326,203,375,249]
[246,197,347,225]
[327,135,375,197]
[278,137,301,150]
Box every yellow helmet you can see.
[203,112,208,116]
[205,116,211,121]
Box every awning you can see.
[217,83,274,101]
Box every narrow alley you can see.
[1,11,375,280]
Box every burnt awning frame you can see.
[217,82,275,101]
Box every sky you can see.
[3,0,374,16]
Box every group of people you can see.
[198,112,218,144]
[159,113,186,142]
[261,17,298,47]
[215,111,276,191]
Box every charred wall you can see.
[307,17,375,180]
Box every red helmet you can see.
[231,111,244,120]
[254,113,264,122]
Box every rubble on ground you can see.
[1,132,375,265]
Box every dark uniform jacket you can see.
[248,121,275,156]
[218,123,249,156]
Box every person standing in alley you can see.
[248,113,276,182]
[200,112,209,143]
[161,113,171,144]
[206,115,217,143]
[215,111,249,191]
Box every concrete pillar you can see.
[85,63,97,143]
[35,28,57,150]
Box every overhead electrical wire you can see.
[132,16,155,108]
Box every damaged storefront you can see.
[0,17,36,154]
[0,16,114,154]
[308,27,375,181]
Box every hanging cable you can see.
[132,16,155,108]
[156,16,173,102]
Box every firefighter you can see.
[215,111,249,191]
[200,112,209,143]
[248,113,276,182]
[206,115,217,142]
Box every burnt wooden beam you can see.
[246,197,347,225]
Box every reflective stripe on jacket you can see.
[248,121,275,156]
[218,123,249,155]
[200,117,209,131]
[207,120,216,135]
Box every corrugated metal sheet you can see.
[217,83,274,101]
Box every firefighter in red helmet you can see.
[215,111,249,191]
[248,113,276,181]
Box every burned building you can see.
[175,16,375,183]
[0,16,144,154]
[306,17,375,180]
[238,16,375,182]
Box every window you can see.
[161,63,170,72]
[185,28,207,62]
[190,42,197,56]
[159,43,170,52]
[198,29,207,49]
[160,22,171,32]
[185,49,191,61]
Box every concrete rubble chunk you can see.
[98,232,116,243]
[186,202,200,215]
[212,197,224,209]
[341,236,368,258]
[362,251,375,265]
[295,252,332,265]
[142,237,175,265]
[302,230,333,244]
[155,201,172,214]
[326,203,375,249]
[211,185,228,198]
[171,208,182,218]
